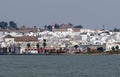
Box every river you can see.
[0,55,120,77]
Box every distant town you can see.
[0,21,120,55]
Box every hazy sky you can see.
[0,0,120,30]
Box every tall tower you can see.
[52,24,55,32]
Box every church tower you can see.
[52,24,55,32]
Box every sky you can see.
[0,0,120,30]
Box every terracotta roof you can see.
[0,29,11,32]
[54,28,80,32]
[4,35,14,38]
[4,34,38,42]
[54,29,67,32]
[60,24,72,29]
[115,42,120,44]
[72,28,80,32]
[14,36,38,42]
[17,28,38,33]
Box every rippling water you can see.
[0,55,120,77]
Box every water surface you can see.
[0,55,120,77]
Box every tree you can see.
[43,39,47,48]
[111,46,115,52]
[54,24,60,29]
[9,21,18,29]
[36,43,40,49]
[22,25,26,28]
[44,25,48,30]
[68,22,73,27]
[74,25,83,28]
[74,45,79,51]
[34,26,37,28]
[0,21,8,29]
[43,39,47,53]
[115,45,119,51]
[47,25,52,31]
[27,43,31,48]
[97,47,104,52]
[113,28,120,32]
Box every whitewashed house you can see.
[4,35,39,54]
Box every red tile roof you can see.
[4,35,38,42]
[4,35,13,38]
[72,28,80,32]
[14,36,38,42]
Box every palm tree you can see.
[43,39,47,48]
[111,46,115,52]
[36,43,40,49]
[27,43,31,48]
[74,45,79,51]
[115,45,119,52]
[43,39,47,53]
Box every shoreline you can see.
[0,52,120,55]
